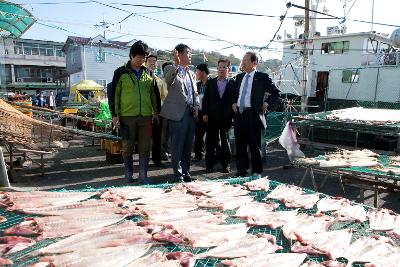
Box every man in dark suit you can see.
[192,64,209,162]
[232,51,281,177]
[202,59,234,173]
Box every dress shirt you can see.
[198,82,206,110]
[178,65,194,106]
[237,70,256,108]
[217,78,228,98]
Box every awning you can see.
[6,82,60,90]
[0,1,36,38]
[71,80,104,91]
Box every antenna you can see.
[340,0,352,26]
[94,15,112,39]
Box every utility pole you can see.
[301,0,310,112]
[371,0,375,31]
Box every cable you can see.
[92,1,243,48]
[345,0,358,17]
[259,7,290,51]
[287,1,400,27]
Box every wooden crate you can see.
[63,108,78,114]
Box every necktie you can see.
[239,74,250,114]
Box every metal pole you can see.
[301,0,310,112]
[0,146,10,187]
[371,0,375,31]
[83,45,87,80]
[373,67,380,106]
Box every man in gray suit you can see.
[160,44,199,182]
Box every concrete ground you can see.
[7,136,400,213]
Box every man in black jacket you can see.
[202,59,234,173]
[232,51,281,177]
[192,64,209,162]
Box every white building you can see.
[277,31,400,104]
[62,35,136,90]
[0,37,66,93]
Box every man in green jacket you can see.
[111,40,158,183]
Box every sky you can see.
[9,0,400,60]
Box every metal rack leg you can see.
[299,167,310,187]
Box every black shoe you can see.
[221,166,231,173]
[161,153,169,161]
[192,156,202,162]
[232,172,247,178]
[206,167,214,173]
[183,174,192,182]
[153,162,166,168]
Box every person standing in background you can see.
[145,55,167,168]
[48,91,56,110]
[192,63,209,162]
[160,62,173,160]
[160,44,199,182]
[202,59,235,173]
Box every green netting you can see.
[325,100,400,111]
[311,154,400,181]
[0,177,380,266]
[264,112,309,143]
[0,1,36,38]
[95,100,112,127]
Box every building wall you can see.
[0,38,66,67]
[328,66,400,102]
[279,34,392,97]
[0,37,66,90]
[65,45,82,74]
[71,45,129,89]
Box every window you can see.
[14,42,23,55]
[46,47,54,56]
[365,40,378,54]
[321,41,350,54]
[31,44,39,55]
[342,69,359,83]
[96,51,106,62]
[96,80,107,89]
[39,48,46,56]
[56,48,64,57]
[23,45,32,55]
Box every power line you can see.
[92,1,244,48]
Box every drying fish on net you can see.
[4,212,127,239]
[316,197,349,213]
[221,253,308,267]
[325,108,400,125]
[281,213,336,242]
[243,176,270,191]
[232,202,280,219]
[265,184,320,209]
[291,229,352,260]
[247,209,299,228]
[196,195,254,211]
[197,234,282,259]
[370,166,400,176]
[300,261,346,267]
[0,236,36,256]
[332,203,367,222]
[343,235,400,267]
[367,208,400,231]
[0,190,97,212]
[35,221,152,255]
